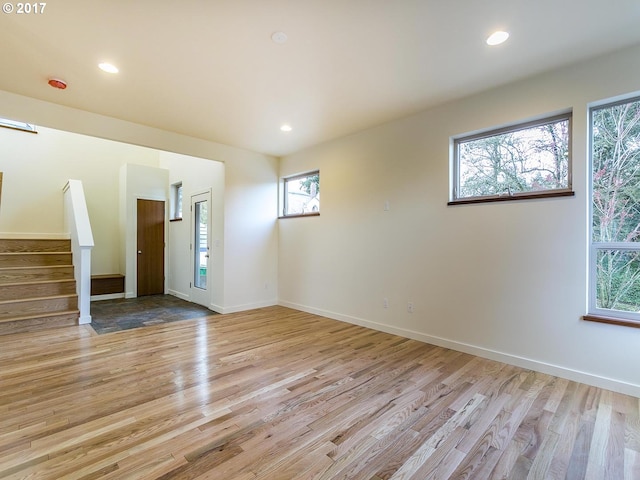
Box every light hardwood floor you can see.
[0,305,638,479]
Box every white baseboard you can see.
[207,303,222,314]
[118,291,276,316]
[78,314,92,325]
[167,291,222,314]
[279,300,640,398]
[167,289,190,301]
[215,299,278,315]
[91,293,125,301]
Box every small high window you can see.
[450,112,573,204]
[170,182,183,220]
[282,171,320,217]
[0,117,37,133]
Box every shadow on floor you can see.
[90,295,215,334]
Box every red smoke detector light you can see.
[48,78,67,90]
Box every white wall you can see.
[120,164,169,298]
[0,91,278,313]
[159,148,279,314]
[0,126,158,273]
[223,152,279,312]
[159,151,226,311]
[279,43,640,397]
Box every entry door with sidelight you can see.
[191,192,211,307]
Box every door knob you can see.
[138,250,142,254]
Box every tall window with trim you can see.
[451,113,572,204]
[282,171,320,217]
[589,96,640,325]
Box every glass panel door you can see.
[191,191,211,308]
[194,198,208,289]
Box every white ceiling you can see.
[1,1,640,157]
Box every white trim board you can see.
[91,293,125,302]
[167,289,189,302]
[278,300,640,398]
[214,299,278,315]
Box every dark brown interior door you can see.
[137,199,165,296]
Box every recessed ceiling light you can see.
[280,124,292,132]
[486,31,509,46]
[271,32,288,44]
[98,62,119,74]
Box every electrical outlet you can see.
[407,302,414,313]
[383,298,389,309]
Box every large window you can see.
[588,96,640,326]
[281,171,320,217]
[451,113,573,204]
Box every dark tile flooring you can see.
[90,295,215,334]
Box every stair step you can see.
[0,295,78,322]
[0,252,72,268]
[0,238,71,253]
[0,310,79,335]
[0,279,77,302]
[0,238,80,333]
[0,266,75,284]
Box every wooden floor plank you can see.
[0,305,637,479]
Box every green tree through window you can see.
[453,114,571,202]
[282,171,320,216]
[591,97,640,317]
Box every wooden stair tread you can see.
[0,254,73,267]
[0,309,79,324]
[0,238,71,253]
[0,251,72,255]
[0,267,75,284]
[0,238,78,332]
[0,278,76,287]
[0,265,73,270]
[0,293,78,305]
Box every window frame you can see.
[0,117,37,134]
[450,112,574,205]
[280,170,320,218]
[586,95,640,328]
[170,181,183,221]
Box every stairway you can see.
[0,238,79,335]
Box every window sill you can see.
[583,314,640,329]
[448,190,574,206]
[278,212,320,219]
